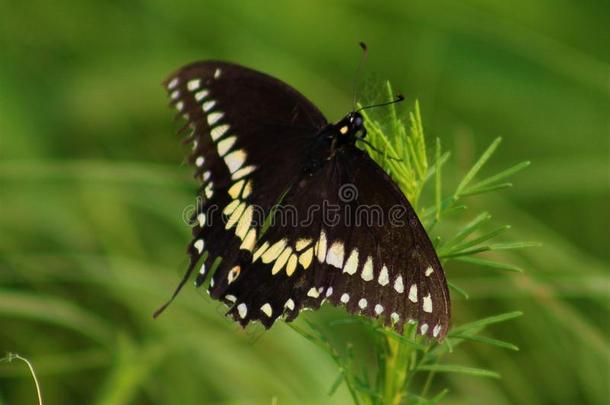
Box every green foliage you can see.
[290,92,530,404]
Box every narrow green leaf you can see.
[453,311,523,333]
[440,246,491,259]
[454,256,524,272]
[466,161,531,190]
[443,212,491,247]
[450,334,520,351]
[430,388,450,403]
[455,137,502,196]
[460,182,513,197]
[449,225,511,253]
[417,364,500,379]
[328,371,345,396]
[447,281,469,299]
[489,241,542,250]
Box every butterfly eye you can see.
[355,117,363,126]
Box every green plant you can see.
[290,83,532,404]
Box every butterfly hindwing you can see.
[212,146,449,339]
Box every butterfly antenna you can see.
[352,41,368,111]
[356,93,405,113]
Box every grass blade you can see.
[455,137,502,196]
[454,256,524,273]
[417,364,500,379]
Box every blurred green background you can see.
[1,0,608,404]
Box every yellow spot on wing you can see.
[228,180,245,199]
[295,238,312,252]
[252,241,269,262]
[225,202,246,229]
[286,254,298,276]
[240,228,257,252]
[272,247,292,274]
[298,247,314,270]
[235,205,253,239]
[261,239,287,264]
[223,199,240,216]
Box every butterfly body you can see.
[159,61,451,340]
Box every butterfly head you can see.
[335,111,366,143]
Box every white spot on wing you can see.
[217,136,236,156]
[408,284,418,303]
[374,304,384,315]
[187,79,201,91]
[361,256,374,281]
[224,150,246,173]
[340,293,350,303]
[425,266,434,277]
[210,124,229,141]
[202,100,216,112]
[316,230,327,263]
[343,249,359,275]
[285,298,295,311]
[394,275,404,293]
[225,294,236,303]
[420,323,429,334]
[195,156,205,167]
[175,101,184,111]
[207,112,224,126]
[326,241,345,268]
[422,293,433,313]
[167,78,179,89]
[433,324,442,337]
[325,287,333,297]
[391,312,399,323]
[198,263,206,275]
[358,298,367,309]
[204,183,213,199]
[194,239,204,254]
[197,213,206,227]
[214,68,221,79]
[194,89,209,102]
[378,265,389,286]
[237,303,247,319]
[170,90,180,100]
[260,303,273,317]
[231,165,257,180]
[307,287,320,298]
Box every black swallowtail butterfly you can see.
[155,61,450,340]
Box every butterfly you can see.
[155,60,450,340]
